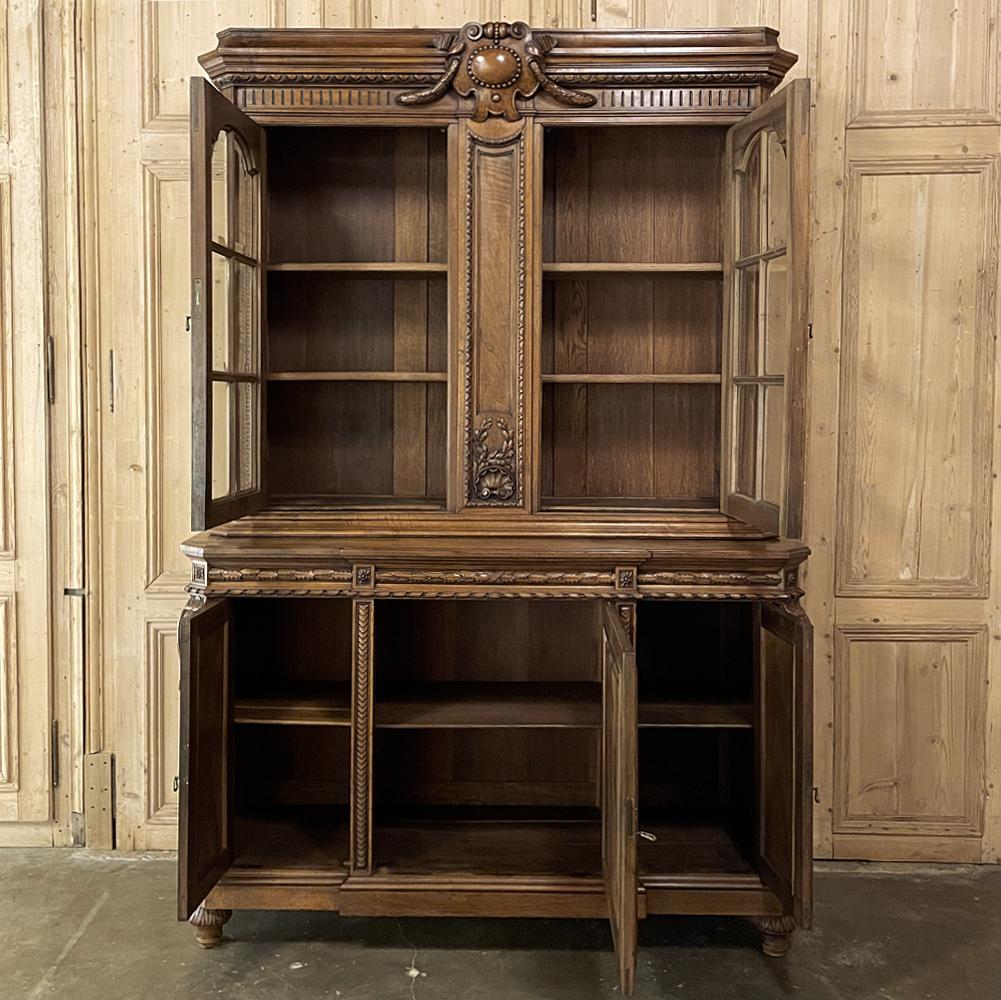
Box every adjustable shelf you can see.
[234,685,351,727]
[376,682,601,729]
[542,373,720,385]
[543,262,723,276]
[268,371,447,382]
[268,261,448,275]
[639,701,753,729]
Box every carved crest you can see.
[470,417,517,502]
[398,21,595,121]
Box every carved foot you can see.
[752,915,796,957]
[190,904,232,949]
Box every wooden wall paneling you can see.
[848,0,999,127]
[146,621,181,845]
[833,625,988,857]
[144,162,193,591]
[142,1,279,129]
[837,154,997,598]
[0,0,55,845]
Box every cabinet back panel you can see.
[542,383,720,501]
[268,127,448,263]
[268,274,447,373]
[267,381,446,500]
[542,275,722,376]
[375,599,600,684]
[543,126,725,264]
[374,729,598,809]
[636,601,753,702]
[233,598,353,692]
[236,727,351,807]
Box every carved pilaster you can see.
[751,915,796,957]
[350,599,374,873]
[456,115,532,509]
[189,904,232,949]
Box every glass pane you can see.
[763,254,789,377]
[211,133,229,249]
[735,265,759,376]
[210,380,258,499]
[234,382,258,493]
[211,130,258,259]
[761,384,785,505]
[765,130,789,251]
[735,384,758,498]
[211,380,231,500]
[738,137,762,259]
[211,253,231,372]
[211,254,258,374]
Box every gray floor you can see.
[3,850,999,1000]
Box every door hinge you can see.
[45,336,56,405]
[50,719,59,788]
[172,775,180,793]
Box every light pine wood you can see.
[0,0,57,844]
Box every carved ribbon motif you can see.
[398,21,595,121]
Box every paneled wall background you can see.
[1,0,999,863]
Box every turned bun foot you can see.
[752,915,796,957]
[190,904,232,949]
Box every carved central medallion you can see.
[397,21,596,122]
[468,46,522,88]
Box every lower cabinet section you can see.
[179,594,811,994]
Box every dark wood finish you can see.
[190,78,267,531]
[178,597,234,920]
[755,601,813,929]
[179,23,813,985]
[601,601,638,996]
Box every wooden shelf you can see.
[268,262,447,275]
[374,809,602,877]
[543,262,723,276]
[376,682,600,729]
[542,373,720,385]
[268,371,447,383]
[234,687,351,727]
[639,701,753,729]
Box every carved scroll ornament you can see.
[398,21,595,121]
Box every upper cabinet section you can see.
[198,25,796,125]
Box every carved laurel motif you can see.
[397,22,594,120]
[377,570,613,585]
[470,417,517,502]
[209,568,353,583]
[351,601,373,872]
[639,570,784,587]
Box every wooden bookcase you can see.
[179,23,813,993]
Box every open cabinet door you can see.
[600,601,638,995]
[177,598,234,920]
[190,77,267,530]
[722,79,810,538]
[755,602,813,928]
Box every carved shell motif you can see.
[470,417,516,502]
[397,21,595,121]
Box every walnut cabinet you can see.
[178,24,813,993]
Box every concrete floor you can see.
[2,851,999,1000]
